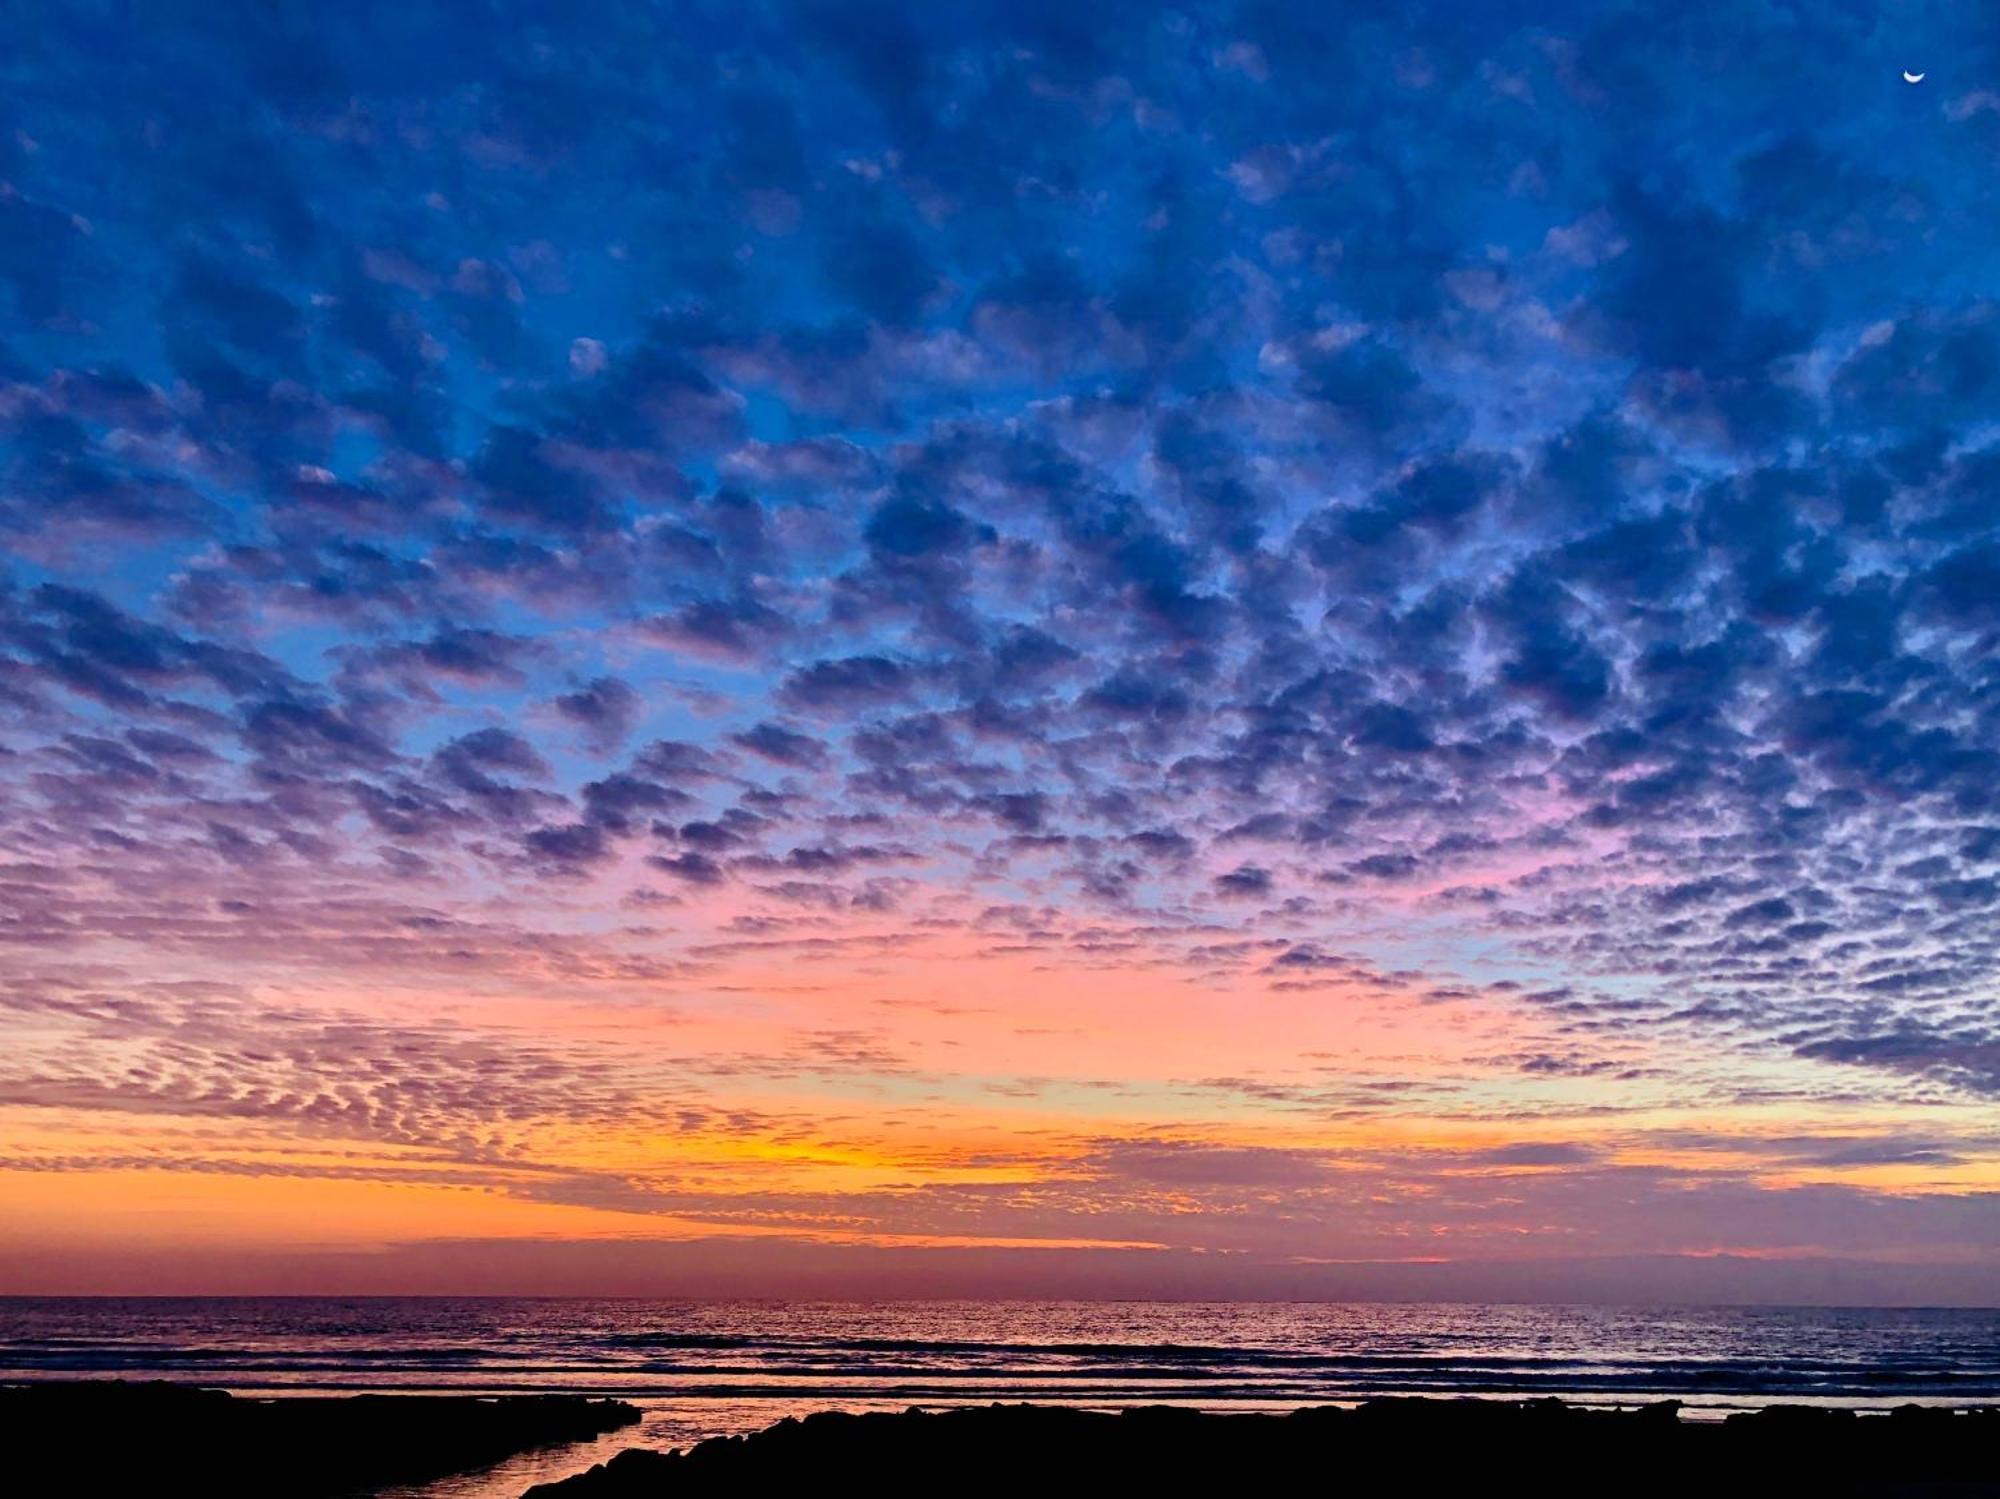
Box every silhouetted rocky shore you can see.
[0,1381,637,1496]
[526,1399,2000,1498]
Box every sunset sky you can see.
[3,0,1999,1302]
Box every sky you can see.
[1,0,1999,1303]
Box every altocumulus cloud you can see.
[2,0,2000,1288]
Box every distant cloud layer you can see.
[2,0,1999,1295]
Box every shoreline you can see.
[6,1373,1994,1415]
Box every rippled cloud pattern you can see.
[2,1,1998,1297]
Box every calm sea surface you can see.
[4,1298,1998,1496]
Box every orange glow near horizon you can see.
[8,903,1999,1297]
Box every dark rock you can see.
[0,1380,639,1496]
[523,1399,2000,1498]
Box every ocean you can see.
[4,1298,1997,1496]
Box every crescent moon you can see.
[1903,69,1925,83]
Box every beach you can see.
[5,1300,2000,1495]
[5,1384,1997,1497]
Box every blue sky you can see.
[3,1,2000,1298]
